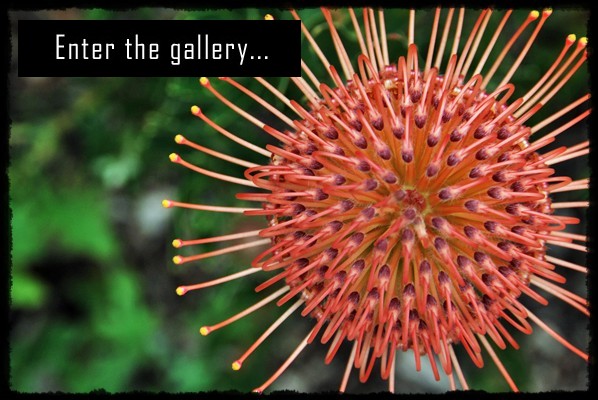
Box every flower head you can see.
[164,8,588,392]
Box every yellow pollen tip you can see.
[190,105,200,115]
[567,34,577,44]
[232,361,242,371]
[530,10,540,20]
[199,326,210,336]
[173,255,184,265]
[264,14,274,20]
[579,37,588,47]
[174,134,185,144]
[162,199,173,208]
[199,77,210,86]
[169,153,180,163]
[172,239,183,248]
[543,8,553,17]
[176,287,187,296]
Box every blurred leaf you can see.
[168,354,216,392]
[10,183,118,269]
[92,269,158,343]
[93,153,140,189]
[10,271,48,308]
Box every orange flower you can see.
[164,8,588,392]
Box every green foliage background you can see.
[9,7,589,393]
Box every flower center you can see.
[247,53,556,365]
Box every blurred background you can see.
[9,7,589,393]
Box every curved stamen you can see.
[253,328,315,393]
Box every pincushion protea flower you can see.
[163,8,589,392]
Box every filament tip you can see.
[173,255,184,265]
[199,326,210,336]
[579,37,588,47]
[566,34,576,44]
[176,286,187,296]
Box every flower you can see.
[163,8,589,393]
